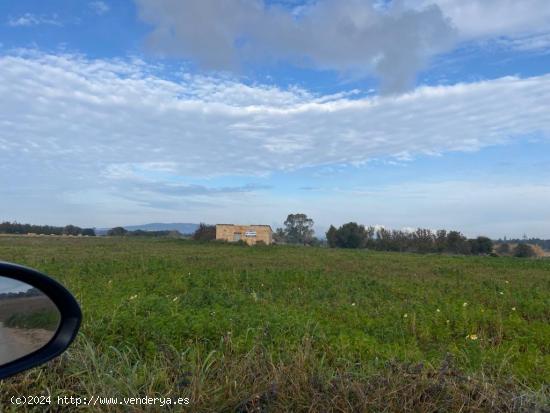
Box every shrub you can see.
[496,243,511,255]
[192,223,216,242]
[513,243,536,258]
[469,236,494,255]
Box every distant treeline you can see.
[0,287,41,300]
[500,238,550,250]
[326,224,495,255]
[106,227,181,237]
[0,221,96,236]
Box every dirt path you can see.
[0,322,54,365]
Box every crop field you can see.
[0,236,548,412]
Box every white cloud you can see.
[135,0,458,93]
[407,0,550,40]
[89,1,110,15]
[500,32,550,53]
[7,13,62,27]
[405,0,550,53]
[0,51,549,233]
[1,51,549,177]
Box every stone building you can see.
[215,224,273,245]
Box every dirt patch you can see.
[6,326,55,351]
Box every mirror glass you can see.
[0,276,61,366]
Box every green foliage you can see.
[328,222,367,248]
[283,213,315,245]
[469,236,494,255]
[81,228,96,236]
[192,223,216,241]
[0,221,77,235]
[514,243,537,258]
[325,225,338,248]
[273,227,286,244]
[63,225,82,236]
[4,310,59,331]
[0,237,548,411]
[107,226,128,236]
[496,242,511,255]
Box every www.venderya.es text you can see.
[11,395,190,407]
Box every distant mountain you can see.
[97,223,199,235]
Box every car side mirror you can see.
[0,261,81,380]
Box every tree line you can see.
[275,214,539,257]
[499,237,550,251]
[325,223,494,254]
[106,227,181,237]
[0,221,96,236]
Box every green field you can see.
[0,236,548,412]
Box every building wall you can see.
[216,224,273,245]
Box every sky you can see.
[0,276,33,294]
[0,0,549,238]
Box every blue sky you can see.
[1,0,549,238]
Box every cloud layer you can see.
[1,51,549,232]
[135,0,458,93]
[1,51,549,178]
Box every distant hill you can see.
[97,223,199,236]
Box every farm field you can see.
[0,236,548,412]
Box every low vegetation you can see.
[0,236,548,412]
[4,310,59,331]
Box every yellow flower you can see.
[512,307,516,311]
[466,334,478,340]
[436,308,441,313]
[499,291,504,295]
[403,313,408,318]
[129,294,138,300]
[351,302,356,306]
[463,302,468,307]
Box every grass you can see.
[0,236,548,412]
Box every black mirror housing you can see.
[0,262,81,380]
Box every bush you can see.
[192,223,216,242]
[513,243,536,258]
[496,243,511,255]
[469,236,494,255]
[107,226,128,236]
[326,222,368,249]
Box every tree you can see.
[411,228,435,254]
[63,225,82,236]
[107,226,128,236]
[81,228,96,236]
[273,228,286,244]
[496,243,511,255]
[446,231,470,254]
[335,222,367,248]
[192,223,216,241]
[513,243,536,258]
[435,230,448,253]
[325,225,338,248]
[283,213,315,245]
[469,236,494,255]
